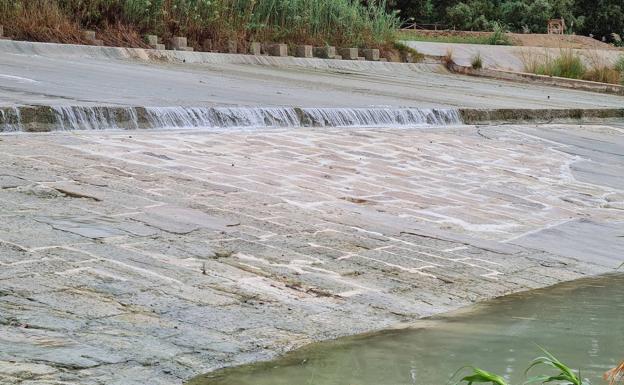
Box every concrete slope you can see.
[404,40,623,72]
[2,40,624,109]
[1,122,622,384]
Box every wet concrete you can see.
[0,123,622,384]
[2,40,624,109]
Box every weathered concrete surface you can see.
[404,40,623,72]
[1,122,623,384]
[2,40,624,108]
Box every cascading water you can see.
[53,106,140,131]
[301,107,462,127]
[143,107,302,129]
[0,106,463,132]
[0,107,23,132]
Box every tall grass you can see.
[0,0,400,50]
[521,49,624,84]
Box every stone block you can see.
[145,35,158,46]
[357,57,365,61]
[362,48,380,61]
[313,46,336,59]
[170,36,187,50]
[0,25,3,37]
[151,43,166,51]
[92,39,104,46]
[338,48,359,60]
[183,46,194,52]
[268,43,288,57]
[295,45,313,58]
[379,58,388,62]
[83,30,96,41]
[227,40,237,54]
[334,55,342,60]
[249,42,262,55]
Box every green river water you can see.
[189,273,624,385]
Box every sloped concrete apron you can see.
[1,122,623,384]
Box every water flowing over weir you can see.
[0,106,463,131]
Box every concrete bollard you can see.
[362,48,380,61]
[268,43,288,57]
[145,35,158,46]
[83,30,96,41]
[338,48,359,60]
[227,40,237,54]
[313,46,336,59]
[249,42,262,55]
[170,36,187,50]
[295,45,313,58]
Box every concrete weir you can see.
[1,105,623,132]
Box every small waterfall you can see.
[301,107,461,127]
[0,107,23,132]
[144,107,301,129]
[53,106,140,131]
[0,106,462,132]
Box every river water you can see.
[188,273,624,385]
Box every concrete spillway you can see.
[3,105,624,132]
[0,106,463,131]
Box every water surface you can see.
[189,274,624,385]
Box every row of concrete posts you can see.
[77,30,385,61]
[145,35,385,61]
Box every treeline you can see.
[388,0,624,41]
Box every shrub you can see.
[471,52,483,69]
[487,22,512,45]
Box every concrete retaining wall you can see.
[450,64,624,96]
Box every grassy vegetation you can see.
[399,23,512,46]
[399,32,512,45]
[521,49,624,85]
[0,0,400,50]
[471,52,483,69]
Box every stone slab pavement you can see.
[1,122,623,384]
[2,40,624,109]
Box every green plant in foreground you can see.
[454,348,589,385]
[453,366,509,385]
[525,347,587,385]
